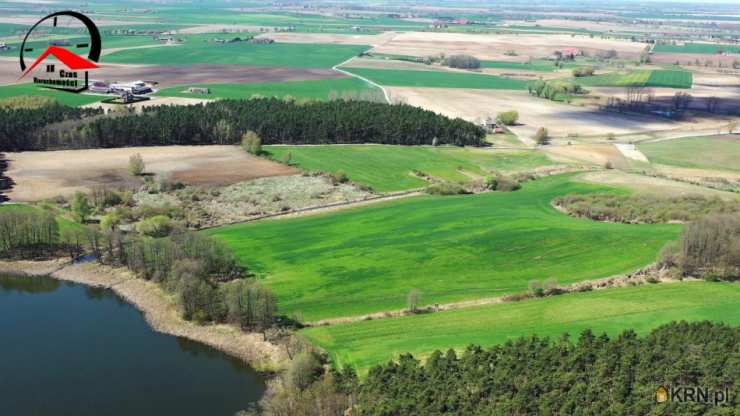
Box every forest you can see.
[249,321,739,416]
[0,99,486,152]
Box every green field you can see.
[481,59,559,72]
[206,175,680,321]
[302,282,740,374]
[341,67,529,89]
[154,77,376,101]
[0,84,104,107]
[573,70,692,88]
[104,42,369,68]
[639,135,740,172]
[265,145,556,192]
[653,42,740,54]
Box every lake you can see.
[0,273,266,416]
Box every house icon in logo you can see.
[655,385,669,403]
[19,45,99,92]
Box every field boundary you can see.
[304,264,687,327]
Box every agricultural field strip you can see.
[332,56,390,103]
[300,282,740,374]
[339,67,529,90]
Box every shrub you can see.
[128,153,145,176]
[71,192,93,223]
[331,170,349,185]
[528,279,544,297]
[534,127,550,145]
[407,289,422,313]
[496,110,519,126]
[241,130,262,155]
[137,215,178,237]
[445,54,481,69]
[426,182,468,195]
[572,66,595,77]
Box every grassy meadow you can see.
[206,175,680,321]
[653,42,740,54]
[481,59,559,72]
[574,70,692,89]
[301,282,740,374]
[639,135,740,172]
[341,67,529,89]
[155,77,376,101]
[0,84,104,107]
[104,42,369,68]
[264,145,555,192]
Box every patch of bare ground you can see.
[0,261,287,371]
[386,87,699,139]
[0,60,345,87]
[136,174,421,229]
[307,264,682,327]
[5,146,298,202]
[255,32,398,47]
[577,170,739,200]
[371,32,646,61]
[543,144,630,168]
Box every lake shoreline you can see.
[0,259,288,374]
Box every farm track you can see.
[333,56,391,103]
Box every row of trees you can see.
[528,79,585,101]
[1,98,486,151]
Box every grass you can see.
[154,77,376,101]
[301,282,740,374]
[638,135,740,172]
[341,67,529,90]
[0,84,105,107]
[653,43,740,55]
[206,175,680,321]
[573,70,692,89]
[104,42,369,68]
[264,145,556,192]
[481,60,556,72]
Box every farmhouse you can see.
[557,47,581,60]
[250,38,275,44]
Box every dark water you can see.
[0,274,266,416]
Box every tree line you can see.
[1,99,486,152]
[243,321,738,415]
[0,103,102,152]
[0,209,60,258]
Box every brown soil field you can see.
[387,87,691,139]
[651,52,740,68]
[5,145,298,202]
[255,32,398,47]
[544,144,630,169]
[371,32,646,61]
[0,59,345,86]
[578,170,739,200]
